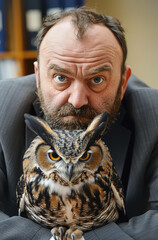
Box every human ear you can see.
[120,66,132,100]
[34,61,39,88]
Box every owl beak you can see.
[67,162,74,181]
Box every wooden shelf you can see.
[0,51,37,59]
[22,51,37,59]
[0,52,15,59]
[0,0,37,77]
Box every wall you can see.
[86,0,158,89]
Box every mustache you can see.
[55,103,98,119]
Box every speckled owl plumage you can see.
[16,112,125,240]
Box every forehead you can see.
[39,17,123,67]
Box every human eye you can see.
[91,76,104,84]
[54,74,67,83]
[88,76,108,92]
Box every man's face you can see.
[35,18,131,130]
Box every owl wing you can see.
[111,167,126,215]
[16,174,26,216]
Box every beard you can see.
[37,81,122,130]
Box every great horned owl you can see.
[17,112,125,240]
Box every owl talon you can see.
[51,228,59,240]
[51,227,68,240]
[65,231,69,240]
[59,227,64,240]
[53,233,57,240]
[65,228,83,240]
[52,234,57,240]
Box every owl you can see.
[17,112,125,240]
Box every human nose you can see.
[68,81,89,108]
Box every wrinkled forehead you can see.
[39,17,123,59]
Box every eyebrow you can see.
[48,64,71,74]
[88,65,111,76]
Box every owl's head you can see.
[24,112,109,183]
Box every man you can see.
[0,8,158,240]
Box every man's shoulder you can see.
[0,74,36,102]
[0,74,37,130]
[126,74,158,102]
[0,74,36,91]
[124,74,158,124]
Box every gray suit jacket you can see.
[0,74,158,239]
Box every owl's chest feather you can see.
[22,170,118,230]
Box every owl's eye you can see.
[47,149,61,161]
[80,151,92,161]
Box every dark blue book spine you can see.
[64,0,85,10]
[24,0,43,50]
[0,0,6,52]
[45,0,64,15]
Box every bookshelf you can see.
[0,0,85,79]
[0,0,37,77]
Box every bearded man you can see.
[0,8,158,240]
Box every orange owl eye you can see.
[47,149,61,161]
[80,151,91,161]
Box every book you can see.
[0,59,19,79]
[45,0,85,15]
[64,0,85,11]
[24,0,43,50]
[45,0,64,15]
[0,0,6,52]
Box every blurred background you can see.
[0,0,158,88]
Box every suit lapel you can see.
[25,97,43,150]
[104,122,131,178]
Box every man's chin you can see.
[63,115,92,124]
[50,116,91,130]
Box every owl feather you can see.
[17,112,125,240]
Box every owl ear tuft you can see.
[24,114,55,146]
[86,112,108,149]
